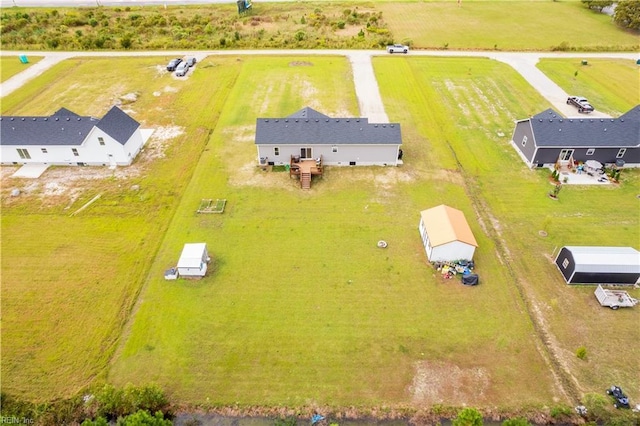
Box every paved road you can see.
[1,50,637,120]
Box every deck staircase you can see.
[300,172,311,189]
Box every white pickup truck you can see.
[386,44,409,54]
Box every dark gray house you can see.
[510,106,640,169]
[255,107,402,167]
[555,246,640,285]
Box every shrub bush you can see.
[453,407,483,426]
[576,346,587,360]
[582,392,610,423]
[549,405,572,418]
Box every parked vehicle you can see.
[566,96,594,113]
[606,386,630,409]
[186,57,197,67]
[166,58,183,71]
[175,62,189,77]
[387,44,409,54]
[594,285,638,310]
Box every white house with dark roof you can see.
[1,106,145,167]
[511,105,640,169]
[255,107,402,167]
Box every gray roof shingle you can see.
[530,107,640,148]
[1,112,98,146]
[256,107,401,145]
[1,106,140,147]
[286,107,330,120]
[95,106,140,145]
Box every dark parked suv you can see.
[166,58,183,71]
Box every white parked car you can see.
[175,61,189,77]
[387,44,409,54]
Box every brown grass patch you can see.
[409,360,490,405]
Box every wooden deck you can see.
[290,156,323,189]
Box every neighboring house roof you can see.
[562,246,640,274]
[255,107,402,145]
[420,205,478,248]
[0,106,139,147]
[1,114,98,146]
[95,106,141,145]
[527,107,640,148]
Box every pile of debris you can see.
[433,259,479,286]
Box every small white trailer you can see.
[594,285,638,310]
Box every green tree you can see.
[613,0,640,30]
[453,408,483,426]
[580,0,613,12]
[120,34,133,48]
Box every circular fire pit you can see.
[377,240,388,248]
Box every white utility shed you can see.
[418,205,478,262]
[177,243,210,277]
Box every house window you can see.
[17,148,31,159]
[559,149,573,161]
[616,148,626,158]
[332,146,338,153]
[98,137,105,146]
[586,149,595,156]
[562,258,569,269]
[274,147,279,156]
[521,135,527,147]
[72,148,79,157]
[41,148,48,154]
[300,147,312,159]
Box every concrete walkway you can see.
[1,50,637,121]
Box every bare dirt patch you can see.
[336,26,363,37]
[1,125,184,206]
[289,61,314,67]
[409,360,490,405]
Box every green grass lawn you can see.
[377,56,640,399]
[536,58,640,116]
[108,56,560,408]
[2,52,638,411]
[379,1,639,51]
[0,56,41,82]
[0,55,243,400]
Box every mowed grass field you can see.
[2,52,638,409]
[379,1,639,51]
[0,55,243,399]
[536,58,640,116]
[0,56,41,82]
[374,56,640,400]
[108,55,559,408]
